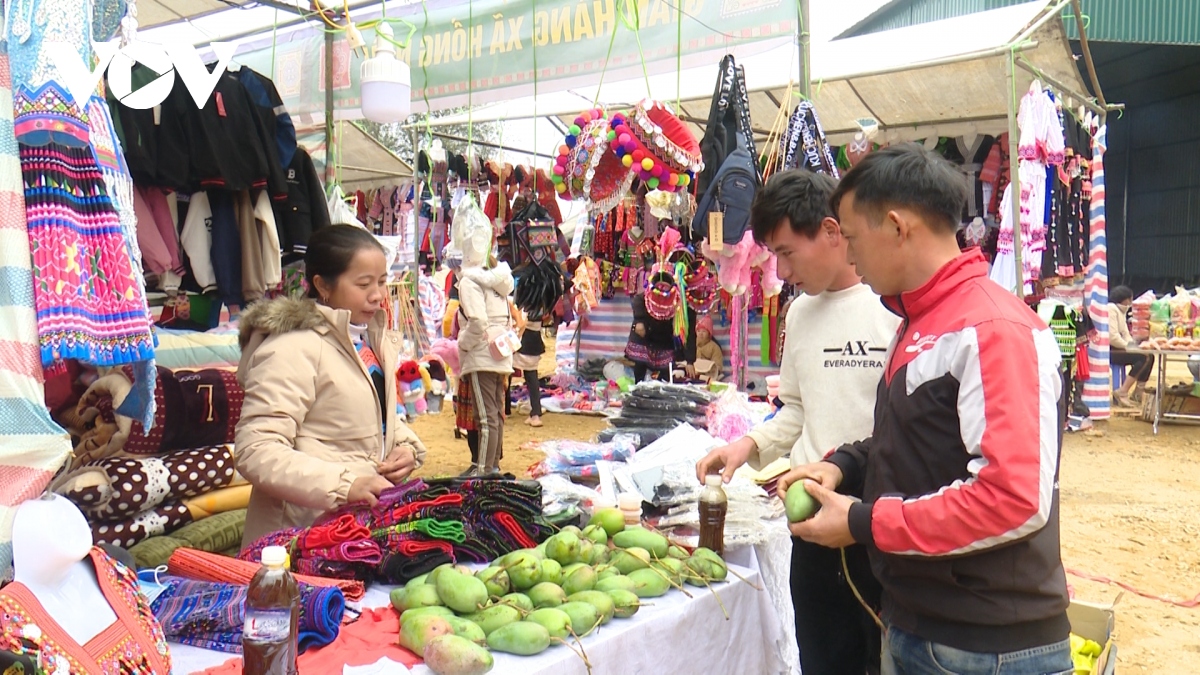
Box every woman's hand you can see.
[348,474,393,507]
[377,443,419,482]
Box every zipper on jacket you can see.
[885,294,909,385]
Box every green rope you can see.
[593,5,622,107]
[616,0,651,97]
[532,0,538,192]
[420,0,433,144]
[675,0,682,109]
[468,0,474,156]
[270,8,278,73]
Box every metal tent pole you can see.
[1006,52,1025,300]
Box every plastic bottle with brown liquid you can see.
[243,545,300,675]
[698,475,727,557]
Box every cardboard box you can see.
[1068,599,1117,674]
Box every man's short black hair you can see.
[829,143,968,233]
[1110,285,1134,304]
[750,169,839,244]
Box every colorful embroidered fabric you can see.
[0,547,171,674]
[0,33,73,582]
[10,0,156,386]
[149,575,344,653]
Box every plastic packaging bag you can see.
[537,435,637,467]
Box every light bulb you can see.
[361,22,412,123]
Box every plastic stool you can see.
[1112,365,1127,390]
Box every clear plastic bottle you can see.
[698,475,727,557]
[243,546,300,675]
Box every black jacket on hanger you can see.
[274,148,330,262]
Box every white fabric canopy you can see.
[426,0,1090,146]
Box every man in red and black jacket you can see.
[780,144,1072,674]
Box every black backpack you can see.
[692,55,761,244]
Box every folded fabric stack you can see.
[241,478,553,586]
[128,509,248,569]
[53,445,251,551]
[150,575,344,653]
[603,381,716,448]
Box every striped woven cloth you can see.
[167,547,365,602]
[0,42,72,582]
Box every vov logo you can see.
[47,40,237,110]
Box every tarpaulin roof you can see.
[425,0,1091,146]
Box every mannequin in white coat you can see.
[10,494,117,645]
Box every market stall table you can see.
[1127,348,1200,434]
[170,562,791,675]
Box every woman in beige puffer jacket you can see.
[455,262,515,475]
[235,226,427,548]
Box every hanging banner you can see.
[230,0,795,118]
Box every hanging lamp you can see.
[361,22,411,123]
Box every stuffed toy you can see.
[397,360,427,421]
[60,366,243,471]
[701,230,783,298]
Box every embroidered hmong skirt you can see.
[455,376,479,432]
[624,341,674,370]
[15,85,155,368]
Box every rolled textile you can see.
[150,575,344,653]
[93,501,193,549]
[167,547,365,601]
[130,509,246,570]
[376,549,454,585]
[297,513,369,550]
[183,485,252,520]
[170,509,247,554]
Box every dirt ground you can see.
[409,399,1200,672]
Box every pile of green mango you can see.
[388,507,730,675]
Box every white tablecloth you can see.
[730,522,801,675]
[170,561,789,675]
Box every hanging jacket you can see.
[181,70,284,197]
[237,66,298,171]
[457,264,516,376]
[825,249,1069,655]
[274,148,331,261]
[236,297,427,547]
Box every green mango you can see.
[652,559,684,584]
[399,606,455,624]
[498,593,534,613]
[561,562,587,578]
[691,547,725,566]
[611,547,651,575]
[589,545,610,566]
[587,507,626,537]
[465,604,522,636]
[423,634,494,675]
[435,569,489,614]
[596,565,622,581]
[444,616,487,646]
[486,621,552,656]
[594,575,636,593]
[666,545,690,560]
[390,588,407,611]
[405,573,431,591]
[424,559,456,586]
[612,528,669,559]
[785,481,820,522]
[566,590,616,624]
[574,539,595,566]
[504,551,542,591]
[557,601,601,637]
[475,566,510,598]
[398,614,454,657]
[606,589,641,618]
[525,607,572,640]
[627,568,671,598]
[528,582,568,608]
[539,559,563,586]
[544,531,581,565]
[562,565,597,596]
[533,543,547,560]
[559,525,583,537]
[581,524,608,546]
[399,584,445,612]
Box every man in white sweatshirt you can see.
[697,169,899,674]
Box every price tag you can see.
[708,211,724,251]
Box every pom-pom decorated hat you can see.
[608,100,703,193]
[551,108,635,213]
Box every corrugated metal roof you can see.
[845,0,1200,46]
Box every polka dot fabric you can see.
[63,445,236,521]
[92,502,193,549]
